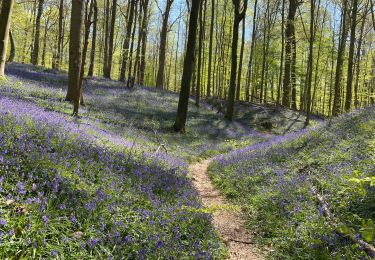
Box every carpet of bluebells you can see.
[0,63,330,258]
[209,107,375,258]
[0,96,226,258]
[2,62,316,162]
[1,63,277,162]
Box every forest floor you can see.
[5,63,371,259]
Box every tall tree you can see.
[88,0,98,77]
[155,0,174,88]
[332,0,349,116]
[31,0,44,65]
[120,0,136,82]
[344,0,358,111]
[55,0,64,69]
[305,0,317,126]
[139,0,150,85]
[196,0,205,106]
[103,0,110,77]
[236,17,245,101]
[206,0,215,97]
[67,0,85,107]
[104,0,117,79]
[75,0,94,113]
[0,0,14,77]
[174,0,201,132]
[282,0,301,108]
[277,0,285,104]
[8,30,15,63]
[225,0,248,121]
[245,0,258,102]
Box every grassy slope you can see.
[209,106,375,259]
[0,63,322,258]
[2,63,312,162]
[0,97,226,258]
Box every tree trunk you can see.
[120,0,136,82]
[105,0,117,79]
[156,0,174,88]
[173,0,201,132]
[236,17,245,101]
[103,0,110,77]
[344,0,358,111]
[133,2,144,84]
[41,16,50,67]
[282,0,299,108]
[225,0,248,121]
[67,0,85,106]
[0,0,14,77]
[332,0,349,116]
[126,2,138,87]
[8,30,15,62]
[354,1,368,108]
[196,0,205,106]
[277,0,285,104]
[245,0,258,102]
[55,0,64,69]
[31,0,44,65]
[305,0,316,126]
[88,0,98,77]
[206,0,215,97]
[76,0,94,113]
[139,0,149,85]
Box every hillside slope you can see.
[209,106,375,259]
[0,96,226,258]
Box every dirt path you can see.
[189,160,265,260]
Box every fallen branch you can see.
[309,183,375,258]
[155,144,168,154]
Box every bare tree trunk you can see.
[139,0,149,85]
[156,0,174,88]
[88,0,97,77]
[245,0,258,101]
[8,30,15,62]
[120,0,136,82]
[103,0,110,77]
[174,0,201,132]
[104,0,117,79]
[344,0,358,111]
[31,0,44,65]
[55,0,64,69]
[225,0,248,121]
[41,15,50,67]
[236,17,245,101]
[206,0,215,97]
[127,2,138,88]
[305,0,316,126]
[133,1,143,84]
[354,1,368,108]
[282,0,300,108]
[277,0,285,104]
[76,0,94,111]
[0,0,14,77]
[174,8,181,92]
[332,0,349,116]
[67,0,85,105]
[196,0,205,106]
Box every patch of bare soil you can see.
[189,160,265,260]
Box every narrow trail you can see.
[189,160,265,260]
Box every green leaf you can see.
[370,177,375,187]
[361,229,374,243]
